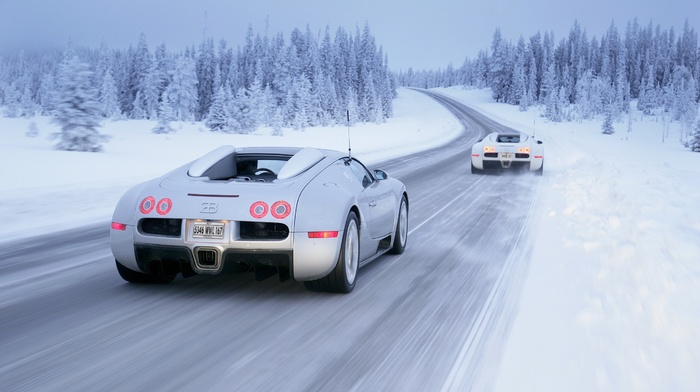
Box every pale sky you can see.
[0,0,697,71]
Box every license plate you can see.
[500,152,513,159]
[192,221,225,239]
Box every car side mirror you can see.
[537,140,543,144]
[374,169,388,180]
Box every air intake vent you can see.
[139,218,183,237]
[239,221,289,240]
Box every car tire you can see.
[390,195,408,254]
[535,160,544,176]
[304,211,359,293]
[471,162,484,174]
[115,259,175,284]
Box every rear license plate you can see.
[500,152,513,159]
[192,221,225,239]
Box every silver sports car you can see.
[470,132,544,175]
[110,146,408,293]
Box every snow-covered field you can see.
[434,87,700,392]
[2,86,699,391]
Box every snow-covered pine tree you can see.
[346,86,360,125]
[167,55,198,121]
[511,36,527,107]
[3,83,20,117]
[602,106,615,135]
[131,91,145,119]
[196,37,217,121]
[26,121,39,137]
[689,118,700,152]
[152,90,175,134]
[140,61,161,119]
[271,106,284,136]
[99,68,121,118]
[51,56,108,152]
[205,85,230,131]
[291,75,311,131]
[20,83,37,117]
[489,28,511,103]
[227,88,256,134]
[38,73,56,115]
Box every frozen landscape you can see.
[1,86,699,390]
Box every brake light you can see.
[484,146,496,153]
[111,222,127,231]
[250,201,269,219]
[156,198,172,215]
[139,196,155,214]
[308,231,339,238]
[534,155,543,159]
[271,201,292,219]
[518,147,530,153]
[472,153,480,157]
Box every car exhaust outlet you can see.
[194,248,221,271]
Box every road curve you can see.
[0,90,540,392]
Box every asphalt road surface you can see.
[0,90,541,392]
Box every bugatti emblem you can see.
[200,202,218,213]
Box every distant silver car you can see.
[110,146,408,293]
[470,132,544,174]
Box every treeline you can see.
[0,23,396,134]
[399,19,700,134]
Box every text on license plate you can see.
[193,221,225,238]
[500,152,513,159]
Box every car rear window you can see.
[496,134,520,143]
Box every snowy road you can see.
[0,92,540,391]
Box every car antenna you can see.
[346,109,352,160]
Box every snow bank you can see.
[436,87,700,392]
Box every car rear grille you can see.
[139,218,183,237]
[239,221,289,240]
[515,153,530,159]
[484,152,498,158]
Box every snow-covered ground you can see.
[2,86,699,391]
[434,87,700,392]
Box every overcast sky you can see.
[0,0,697,70]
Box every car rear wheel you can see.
[304,211,359,293]
[471,162,484,174]
[535,160,544,176]
[115,260,176,284]
[390,196,408,254]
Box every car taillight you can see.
[156,198,173,215]
[250,201,269,219]
[139,196,155,214]
[534,155,543,159]
[271,201,292,219]
[308,231,339,238]
[472,153,480,157]
[484,146,496,153]
[111,222,127,231]
[518,147,530,153]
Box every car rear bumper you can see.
[111,221,342,281]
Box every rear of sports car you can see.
[110,147,347,284]
[471,133,543,174]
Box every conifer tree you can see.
[51,56,107,152]
[99,68,121,118]
[206,85,230,131]
[602,107,615,135]
[152,90,175,134]
[689,118,700,152]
